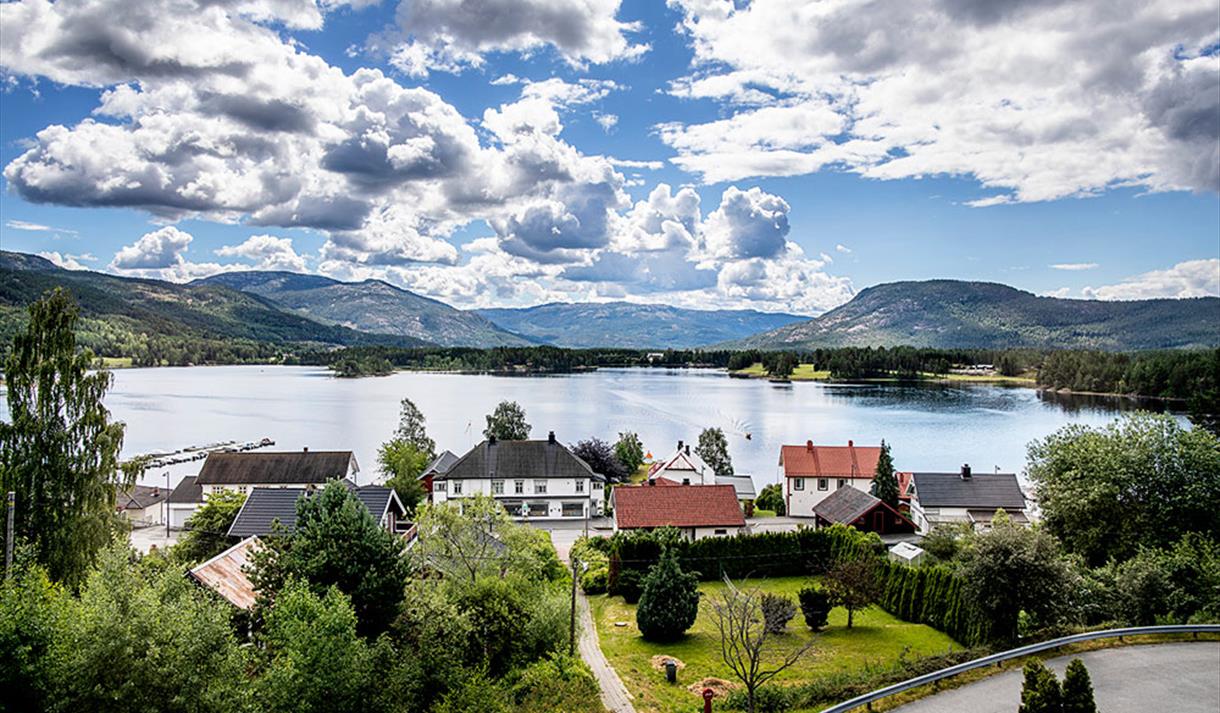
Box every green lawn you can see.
[730,363,831,380]
[730,363,1035,386]
[589,576,958,713]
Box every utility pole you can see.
[165,472,171,539]
[5,491,14,577]
[569,554,579,656]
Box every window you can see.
[837,479,847,489]
[452,481,462,495]
[818,478,828,491]
[514,480,525,494]
[237,486,248,495]
[714,529,728,536]
[435,482,446,492]
[562,502,584,517]
[534,480,548,494]
[793,478,804,491]
[575,479,585,493]
[492,480,504,495]
[528,502,548,517]
[592,481,603,490]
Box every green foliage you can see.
[614,431,646,473]
[484,400,531,440]
[877,561,989,646]
[453,576,568,677]
[696,427,734,477]
[1108,533,1220,625]
[761,593,797,633]
[572,536,610,594]
[415,494,562,583]
[53,546,250,712]
[390,579,476,709]
[1027,412,1220,565]
[727,685,794,713]
[636,551,700,641]
[580,567,608,594]
[572,437,629,482]
[1037,348,1218,400]
[250,481,410,637]
[919,524,968,563]
[331,354,393,377]
[0,562,65,713]
[957,515,1077,643]
[1018,660,1062,713]
[869,440,899,508]
[175,489,247,564]
[755,483,785,515]
[434,669,511,713]
[797,586,831,631]
[390,397,436,459]
[1061,659,1097,713]
[511,654,603,713]
[258,580,372,713]
[377,438,429,515]
[617,568,644,604]
[0,288,134,588]
[824,558,882,628]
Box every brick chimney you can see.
[961,463,972,480]
[548,430,556,444]
[806,440,813,451]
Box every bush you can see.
[617,569,644,604]
[760,593,797,634]
[1061,659,1097,713]
[435,669,511,713]
[727,685,793,712]
[755,483,785,516]
[636,551,699,641]
[512,654,603,713]
[580,567,608,594]
[797,586,831,631]
[1018,660,1062,713]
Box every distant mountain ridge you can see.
[196,271,530,347]
[475,302,809,349]
[0,252,431,353]
[727,280,1220,350]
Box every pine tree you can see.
[1018,660,1062,713]
[1061,659,1097,713]
[635,550,699,641]
[870,440,899,508]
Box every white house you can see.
[432,432,604,520]
[907,465,1029,534]
[649,441,758,501]
[167,476,202,530]
[612,481,748,540]
[779,440,882,517]
[115,485,169,526]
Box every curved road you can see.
[892,642,1219,712]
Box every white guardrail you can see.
[819,624,1220,713]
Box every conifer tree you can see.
[870,440,899,508]
[1018,660,1062,713]
[635,550,699,641]
[1061,659,1097,713]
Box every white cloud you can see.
[835,243,851,254]
[594,112,618,132]
[1081,259,1220,300]
[663,0,1220,201]
[111,226,195,269]
[383,0,648,77]
[215,235,309,272]
[1043,287,1073,298]
[37,251,91,270]
[609,158,663,170]
[6,219,76,234]
[1050,262,1099,271]
[702,186,790,260]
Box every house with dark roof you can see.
[612,482,747,540]
[196,449,358,498]
[779,440,886,517]
[908,465,1028,533]
[168,475,203,530]
[227,483,411,538]
[419,449,459,502]
[812,485,915,535]
[115,485,169,526]
[433,432,604,520]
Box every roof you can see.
[226,483,405,537]
[614,484,746,529]
[897,472,913,501]
[813,486,886,524]
[188,536,260,609]
[910,472,1026,509]
[440,438,602,482]
[647,448,710,479]
[780,441,881,479]
[116,484,168,510]
[889,541,925,559]
[168,475,202,504]
[197,450,356,486]
[716,475,757,500]
[420,450,459,479]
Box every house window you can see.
[592,481,603,490]
[793,478,804,491]
[528,502,548,517]
[534,480,548,494]
[714,529,728,536]
[818,479,828,491]
[514,480,525,494]
[562,502,584,517]
[838,479,847,489]
[451,481,463,495]
[435,482,446,492]
[492,480,504,495]
[237,486,248,495]
[575,480,585,493]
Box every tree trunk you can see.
[847,607,854,628]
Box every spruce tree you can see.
[870,440,899,508]
[1018,660,1062,713]
[635,550,699,641]
[1061,659,1097,713]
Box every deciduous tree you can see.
[696,427,734,477]
[377,438,429,515]
[824,558,881,628]
[571,438,628,482]
[175,489,247,564]
[484,401,531,441]
[391,397,436,460]
[613,432,645,474]
[754,483,785,515]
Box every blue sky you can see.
[1,0,1217,313]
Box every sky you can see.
[0,0,1218,315]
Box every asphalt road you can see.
[891,642,1219,713]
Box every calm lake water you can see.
[0,365,1174,491]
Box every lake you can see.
[0,365,1172,491]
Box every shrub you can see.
[755,483,785,516]
[617,569,644,604]
[797,586,831,631]
[1061,659,1097,713]
[580,567,608,594]
[1018,660,1062,713]
[435,669,511,713]
[760,593,797,634]
[636,551,700,641]
[512,654,603,713]
[727,685,793,712]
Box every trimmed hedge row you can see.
[878,561,990,646]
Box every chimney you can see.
[961,464,972,480]
[806,440,813,451]
[682,478,690,486]
[677,440,684,451]
[303,446,309,453]
[685,445,691,455]
[548,430,556,444]
[488,435,497,445]
[648,479,655,487]
[847,440,853,448]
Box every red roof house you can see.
[779,440,882,479]
[612,483,746,539]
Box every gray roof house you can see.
[908,465,1028,533]
[421,450,460,479]
[227,482,411,538]
[197,450,358,488]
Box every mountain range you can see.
[727,280,1220,351]
[474,302,808,349]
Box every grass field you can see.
[731,363,831,380]
[589,576,958,713]
[97,356,134,368]
[730,362,1035,386]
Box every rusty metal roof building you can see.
[188,536,260,609]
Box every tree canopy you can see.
[175,489,247,564]
[571,438,628,482]
[870,440,899,508]
[635,550,700,641]
[613,432,645,474]
[696,427,734,477]
[484,401,531,441]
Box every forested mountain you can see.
[728,280,1220,351]
[474,302,808,348]
[196,271,531,347]
[0,252,430,364]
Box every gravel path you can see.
[577,591,637,713]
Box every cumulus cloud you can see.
[1050,262,1099,271]
[383,0,647,77]
[111,226,194,269]
[1081,259,1220,300]
[215,235,309,272]
[37,251,92,270]
[702,186,790,260]
[663,0,1220,201]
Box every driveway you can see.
[891,642,1219,713]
